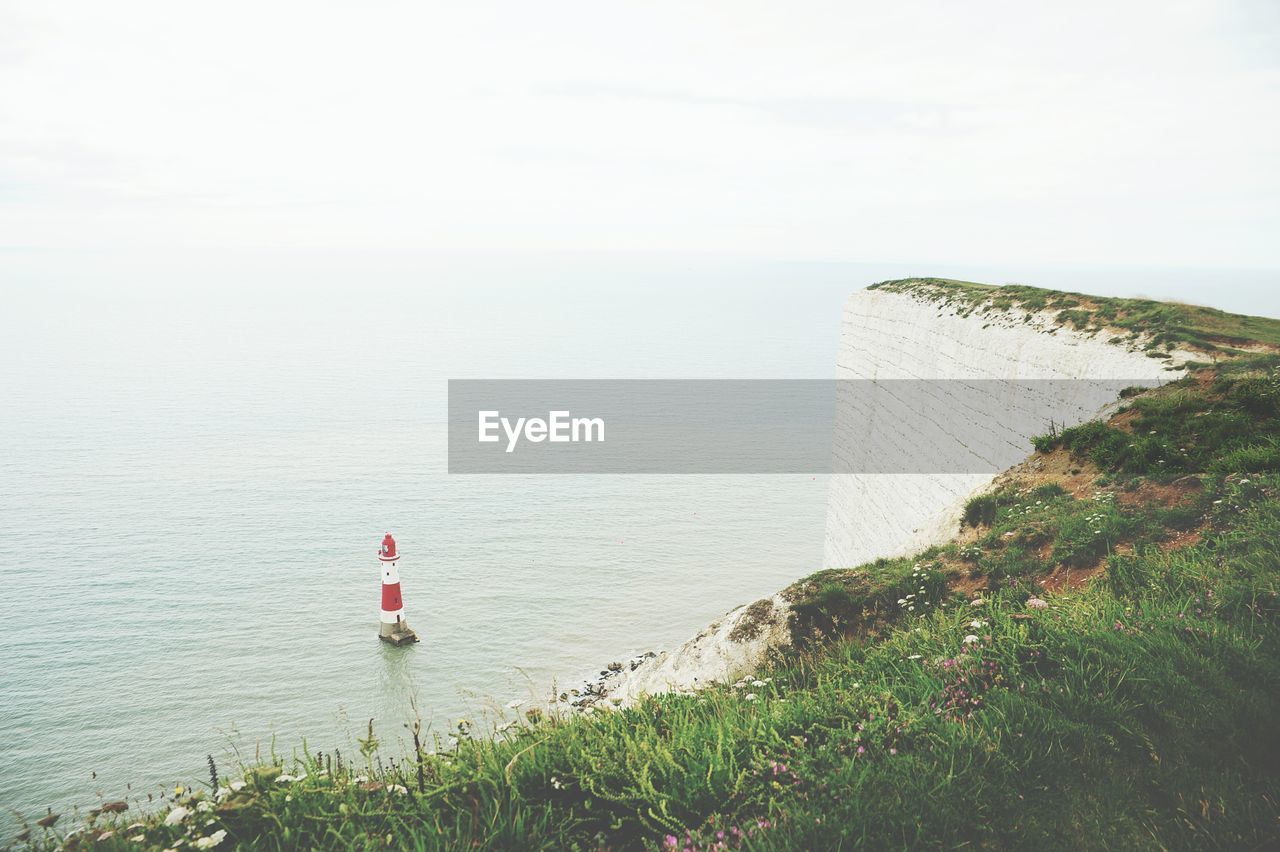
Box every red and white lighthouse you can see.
[377,532,418,646]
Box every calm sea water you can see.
[2,254,1277,833]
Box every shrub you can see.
[963,493,998,526]
[1032,433,1060,453]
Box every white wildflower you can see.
[164,806,190,826]
[193,831,227,849]
[963,635,979,644]
[745,693,758,701]
[388,784,408,795]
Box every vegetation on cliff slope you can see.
[869,278,1280,354]
[18,297,1280,851]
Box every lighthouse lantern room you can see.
[377,532,419,646]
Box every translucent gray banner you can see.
[447,379,1156,473]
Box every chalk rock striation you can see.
[823,285,1190,570]
[581,282,1191,708]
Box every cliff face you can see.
[823,286,1192,570]
[581,283,1194,708]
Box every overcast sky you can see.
[2,1,1278,268]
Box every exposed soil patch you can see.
[946,574,987,598]
[991,448,1101,500]
[1039,562,1106,593]
[1115,476,1201,510]
[1159,527,1205,553]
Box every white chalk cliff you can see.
[581,283,1193,708]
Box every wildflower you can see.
[856,746,865,754]
[889,748,898,755]
[663,836,679,848]
[388,784,408,795]
[745,693,758,701]
[164,806,190,826]
[971,598,985,606]
[752,680,766,687]
[194,830,228,848]
[963,635,979,644]
[551,776,564,790]
[852,682,861,688]
[907,654,922,660]
[968,619,986,629]
[1026,597,1049,610]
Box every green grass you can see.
[869,279,1280,353]
[1034,361,1280,478]
[22,292,1280,851]
[50,477,1280,850]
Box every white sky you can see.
[2,0,1278,267]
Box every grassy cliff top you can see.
[20,289,1280,851]
[869,278,1280,354]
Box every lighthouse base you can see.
[379,621,419,646]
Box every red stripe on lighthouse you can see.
[382,583,403,611]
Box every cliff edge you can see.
[582,279,1198,707]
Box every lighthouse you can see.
[376,532,419,646]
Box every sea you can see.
[2,252,1277,834]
